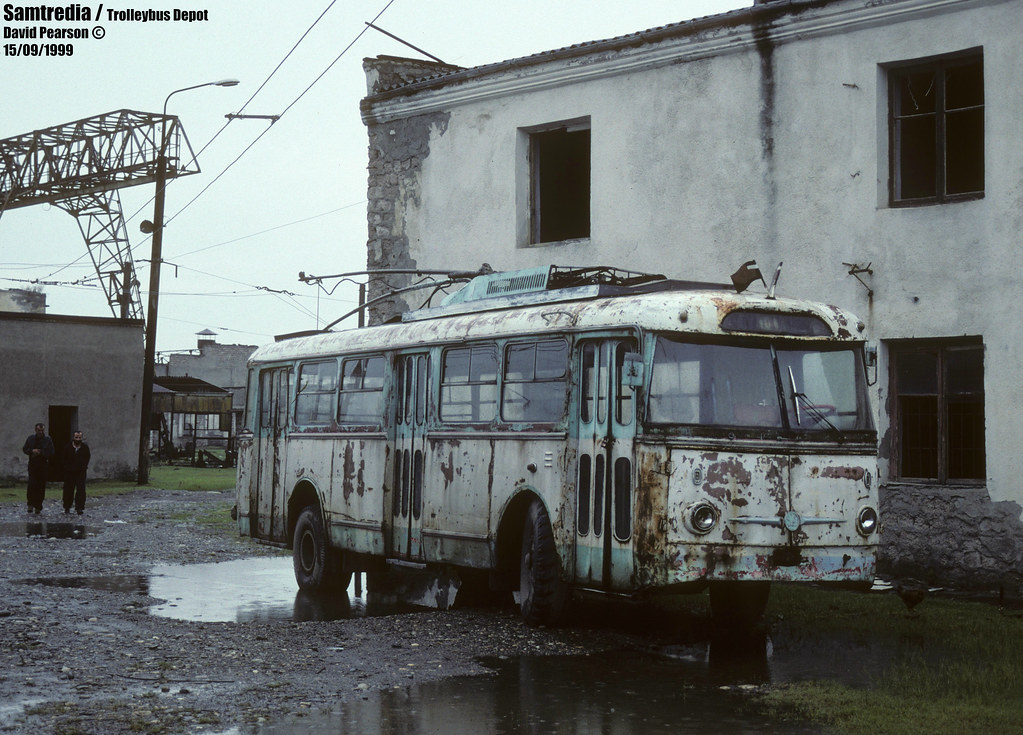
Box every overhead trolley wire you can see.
[158,0,396,235]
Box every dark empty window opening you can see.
[889,50,983,205]
[891,339,985,483]
[531,125,590,244]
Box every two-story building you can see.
[359,0,1023,594]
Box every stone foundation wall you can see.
[879,483,1023,599]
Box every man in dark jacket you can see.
[22,423,55,514]
[62,431,91,515]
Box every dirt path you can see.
[0,489,650,734]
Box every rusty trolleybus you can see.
[236,265,878,625]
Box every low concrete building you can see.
[0,311,143,482]
[360,0,1023,594]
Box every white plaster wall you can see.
[379,0,1022,507]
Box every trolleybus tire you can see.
[519,499,567,626]
[708,580,771,627]
[293,506,351,592]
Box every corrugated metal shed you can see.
[152,376,232,415]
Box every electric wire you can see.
[30,0,391,285]
[5,0,394,338]
[158,0,395,236]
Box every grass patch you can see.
[167,501,237,531]
[757,583,1023,734]
[0,465,236,505]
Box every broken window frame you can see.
[889,338,985,484]
[527,119,591,245]
[888,48,984,206]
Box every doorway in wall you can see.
[48,405,78,483]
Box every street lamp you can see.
[137,79,239,485]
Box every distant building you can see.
[360,0,1023,594]
[158,330,256,435]
[151,376,233,463]
[0,287,45,314]
[0,310,143,482]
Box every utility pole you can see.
[137,79,239,485]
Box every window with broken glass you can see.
[529,122,590,244]
[891,340,985,483]
[889,49,983,205]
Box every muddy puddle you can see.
[0,521,100,540]
[147,557,434,622]
[11,556,930,734]
[224,649,823,735]
[12,556,422,623]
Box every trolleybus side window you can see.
[615,343,634,425]
[581,343,596,423]
[295,360,337,426]
[259,368,291,430]
[339,356,385,426]
[259,370,274,428]
[440,345,498,423]
[502,338,569,423]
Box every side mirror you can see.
[621,352,644,387]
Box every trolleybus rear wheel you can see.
[519,499,567,626]
[293,506,350,591]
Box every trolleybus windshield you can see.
[648,336,873,434]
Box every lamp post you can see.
[137,79,239,485]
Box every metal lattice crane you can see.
[0,109,199,319]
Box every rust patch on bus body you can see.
[758,456,787,509]
[820,465,865,481]
[703,456,751,503]
[440,452,455,485]
[356,441,367,497]
[342,444,356,500]
[635,448,670,587]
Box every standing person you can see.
[22,423,54,514]
[62,431,91,516]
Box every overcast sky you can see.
[1,1,747,355]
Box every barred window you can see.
[892,340,984,482]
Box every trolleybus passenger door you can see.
[255,366,291,543]
[574,340,637,591]
[390,353,428,561]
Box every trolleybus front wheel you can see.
[293,506,351,592]
[519,499,568,626]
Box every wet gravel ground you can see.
[0,489,660,734]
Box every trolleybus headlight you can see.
[686,503,718,535]
[856,506,878,536]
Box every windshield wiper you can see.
[787,366,841,436]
